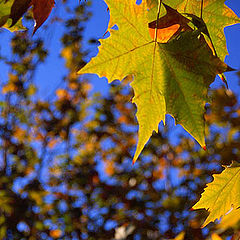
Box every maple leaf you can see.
[192,161,240,227]
[165,0,240,60]
[78,0,231,163]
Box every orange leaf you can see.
[50,229,62,239]
[148,3,191,43]
[47,138,58,149]
[104,160,115,176]
[13,127,26,142]
[149,24,180,43]
[56,89,71,100]
[2,83,17,94]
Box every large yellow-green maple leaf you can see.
[78,0,230,162]
[193,162,240,227]
[165,0,240,60]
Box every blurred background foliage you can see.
[0,1,240,239]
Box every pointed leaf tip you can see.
[226,65,235,72]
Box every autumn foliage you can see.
[0,0,240,239]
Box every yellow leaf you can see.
[211,233,223,240]
[27,84,37,96]
[193,161,240,227]
[61,46,72,68]
[29,192,43,205]
[217,208,240,230]
[172,232,185,240]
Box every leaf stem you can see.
[200,0,204,19]
[154,0,163,42]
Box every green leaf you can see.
[0,0,25,31]
[0,0,13,27]
[78,0,230,162]
[193,161,240,227]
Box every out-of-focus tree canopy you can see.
[0,1,240,240]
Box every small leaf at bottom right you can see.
[192,161,240,227]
